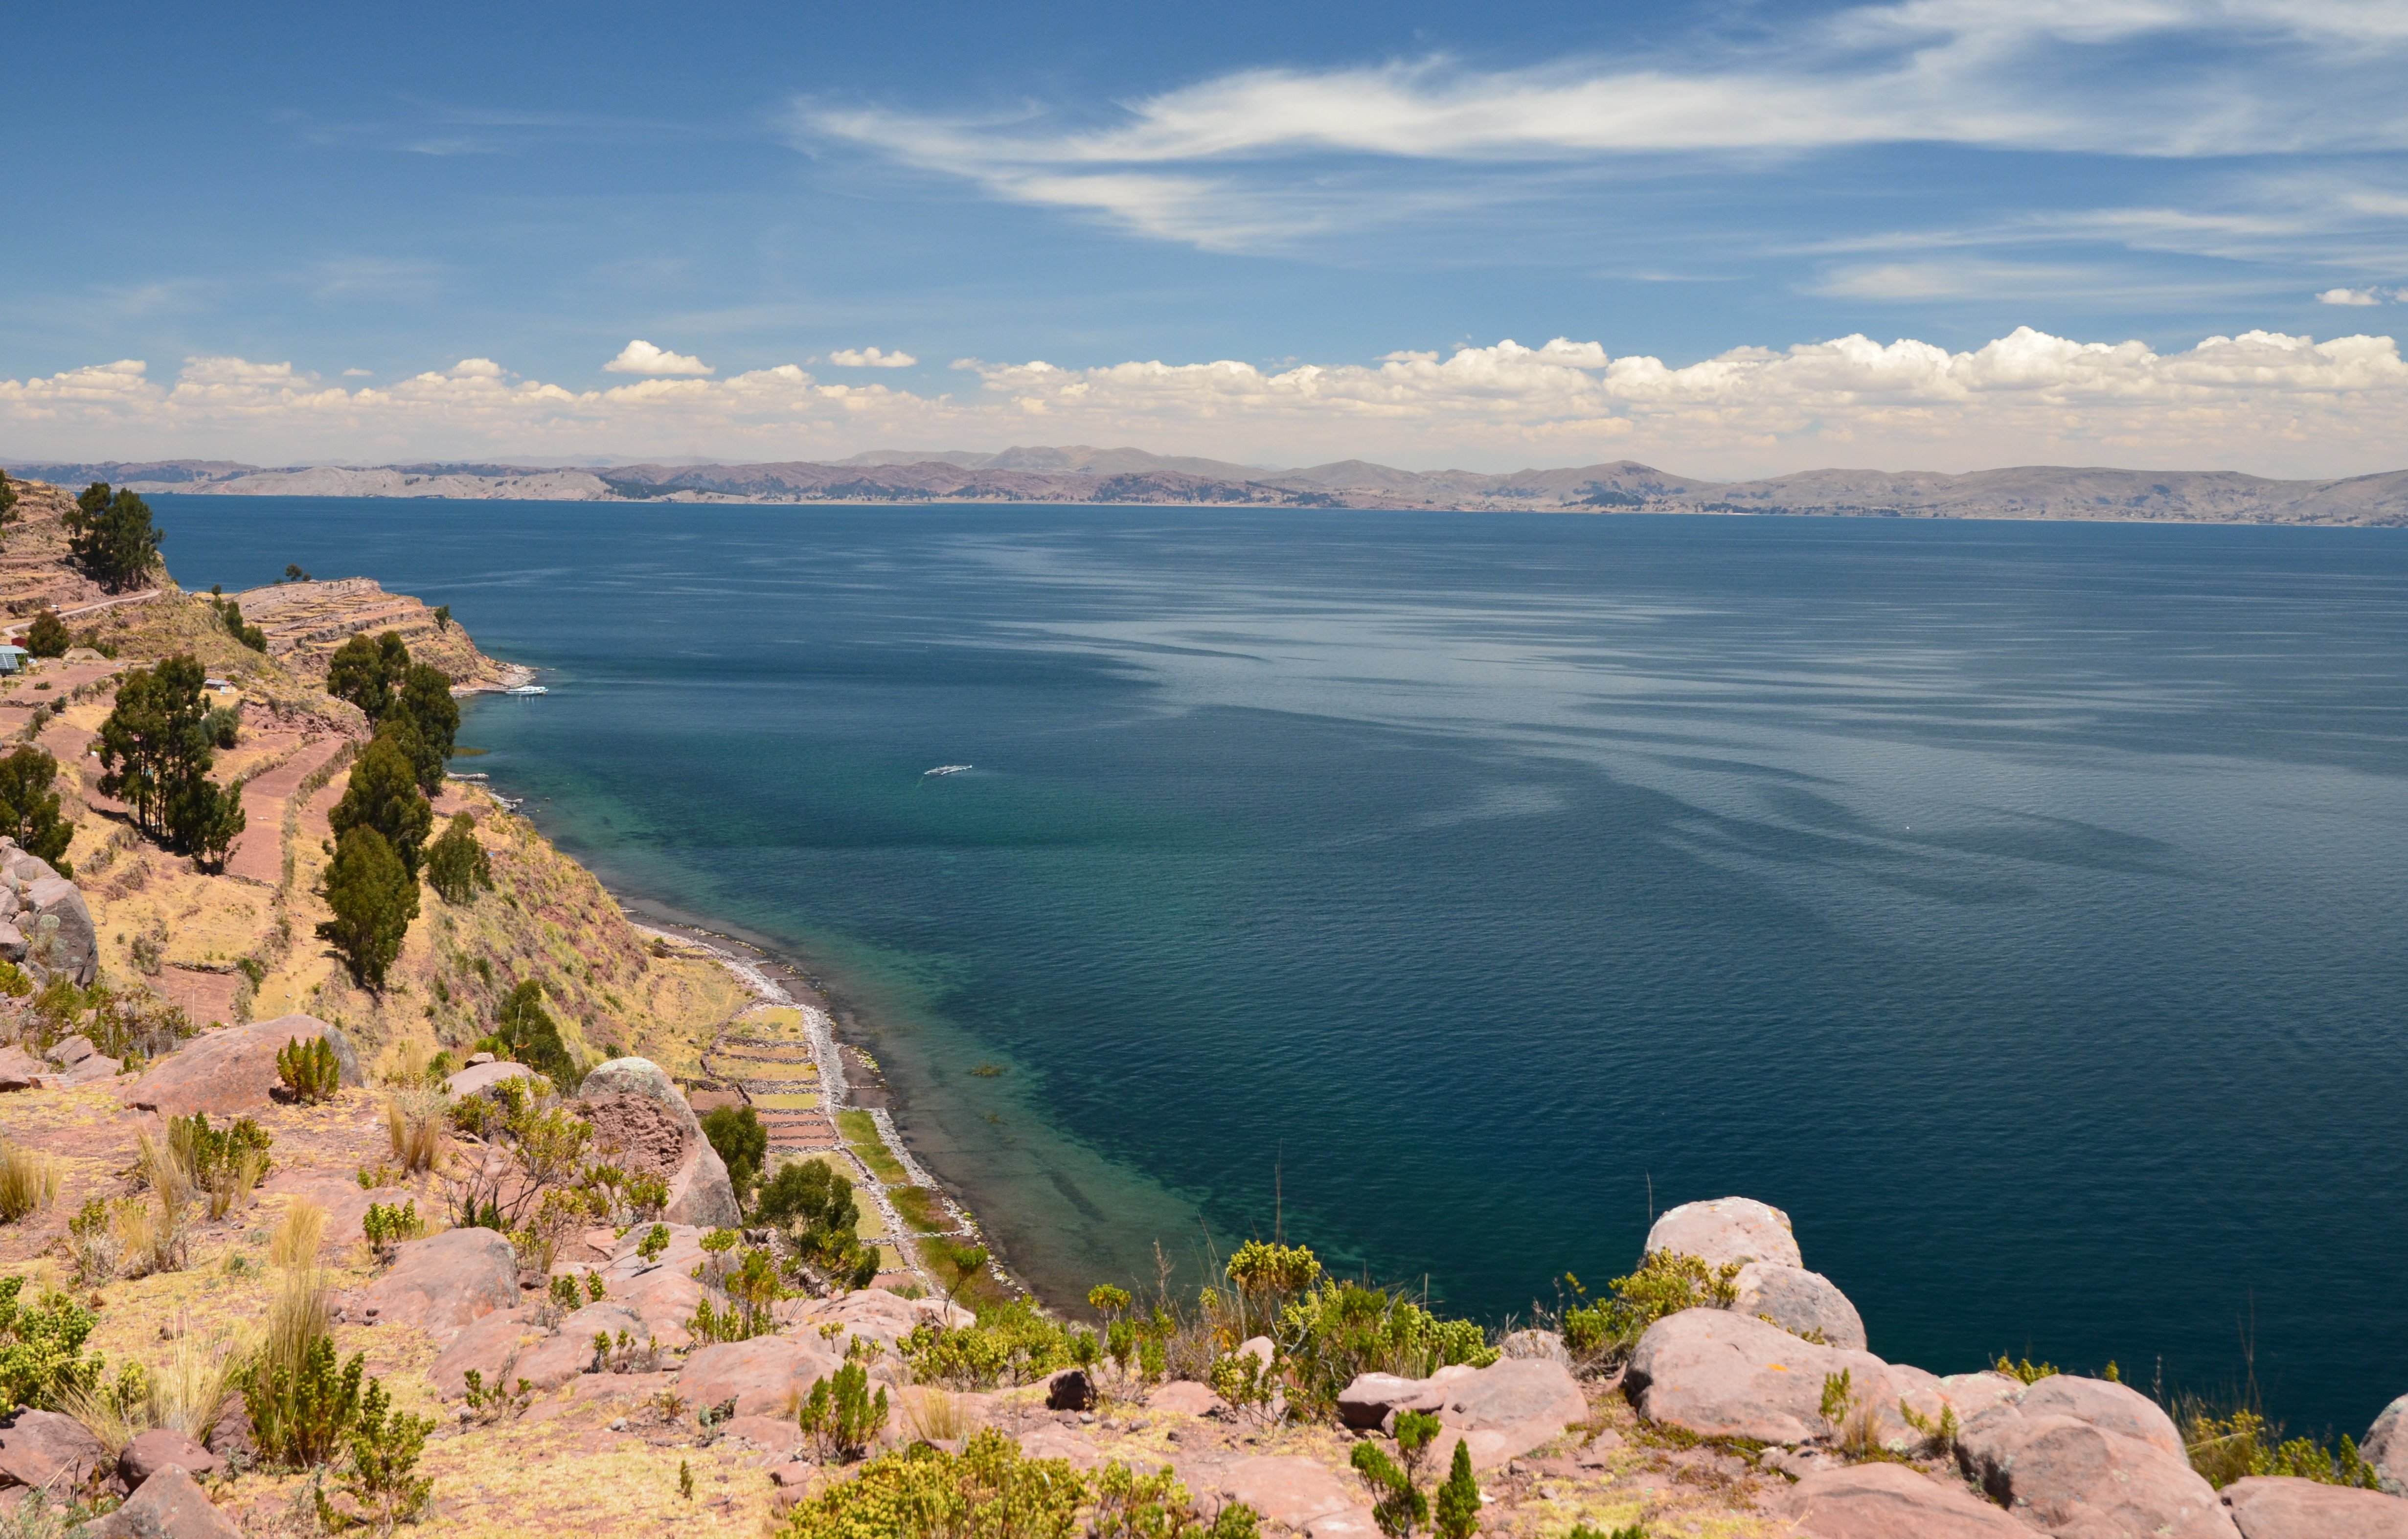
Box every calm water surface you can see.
[159,497,2408,1434]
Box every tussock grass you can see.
[56,1316,244,1457]
[120,1131,194,1275]
[901,1386,974,1442]
[257,1265,331,1395]
[271,1197,327,1270]
[386,1089,445,1174]
[0,1141,60,1222]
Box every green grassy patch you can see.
[889,1186,951,1234]
[836,1109,908,1184]
[750,1091,820,1110]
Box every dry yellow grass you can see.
[387,1089,447,1174]
[271,1197,327,1269]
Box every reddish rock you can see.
[443,1060,534,1099]
[122,1014,362,1118]
[1644,1197,1802,1268]
[1337,1371,1447,1429]
[577,1058,739,1227]
[778,1288,973,1349]
[1626,1308,1905,1445]
[16,863,95,988]
[46,1034,119,1086]
[344,1226,519,1340]
[1731,1261,1866,1351]
[2368,1393,2408,1496]
[0,1045,45,1091]
[2222,1474,2408,1538]
[678,1336,838,1417]
[1148,1381,1222,1417]
[1957,1402,2239,1539]
[0,1410,106,1492]
[720,1413,802,1451]
[77,1464,240,1539]
[1435,1357,1585,1431]
[2010,1373,2186,1456]
[1782,1461,2028,1538]
[1212,1455,1358,1529]
[428,1306,540,1399]
[513,1303,650,1390]
[119,1429,218,1488]
[1304,1510,1385,1539]
[1018,1423,1104,1470]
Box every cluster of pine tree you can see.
[95,655,245,866]
[316,631,470,988]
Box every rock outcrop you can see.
[1955,1375,2237,1539]
[1643,1197,1803,1269]
[0,1409,108,1493]
[2367,1393,2408,1496]
[1731,1261,1865,1350]
[576,1057,739,1228]
[678,1336,840,1417]
[2221,1474,2408,1538]
[122,1015,362,1117]
[75,1463,243,1539]
[343,1227,520,1340]
[1780,1461,2030,1538]
[0,840,95,987]
[443,1059,534,1099]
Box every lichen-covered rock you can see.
[6,843,95,987]
[344,1227,520,1341]
[74,1463,241,1539]
[1731,1261,1866,1350]
[2009,1373,2185,1456]
[1956,1389,2239,1539]
[576,1057,739,1228]
[443,1059,534,1099]
[2221,1474,2408,1538]
[1780,1461,2030,1539]
[2365,1392,2408,1496]
[122,1015,362,1118]
[1645,1197,1803,1269]
[1497,1328,1572,1368]
[1627,1308,1900,1445]
[512,1303,651,1391]
[678,1336,839,1417]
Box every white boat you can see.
[923,764,972,776]
[505,684,548,696]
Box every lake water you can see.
[157,496,2408,1435]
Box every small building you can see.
[0,646,29,675]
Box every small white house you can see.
[0,646,29,676]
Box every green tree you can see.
[96,654,239,859]
[0,747,72,865]
[701,1105,768,1202]
[393,663,459,790]
[283,563,311,583]
[315,827,417,988]
[326,633,394,720]
[1433,1441,1479,1539]
[209,596,267,651]
[425,813,492,904]
[66,483,162,591]
[328,732,432,875]
[756,1159,880,1290]
[480,980,577,1091]
[23,611,68,659]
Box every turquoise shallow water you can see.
[159,497,2408,1434]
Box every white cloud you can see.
[4,328,2407,479]
[826,347,919,368]
[2318,286,2385,304]
[342,368,373,377]
[602,339,714,377]
[798,0,2408,249]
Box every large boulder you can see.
[678,1336,839,1417]
[1626,1308,1909,1446]
[1781,1461,2030,1539]
[428,1306,541,1399]
[510,1303,652,1391]
[343,1227,520,1341]
[0,1409,108,1492]
[1433,1357,1586,1432]
[3,843,95,988]
[778,1288,973,1351]
[1956,1383,2239,1539]
[443,1059,534,1099]
[119,1429,217,1488]
[2366,1393,2408,1496]
[1209,1456,1360,1530]
[122,1015,362,1118]
[73,1464,242,1539]
[577,1057,739,1228]
[0,1045,45,1091]
[46,1035,119,1088]
[2221,1474,2408,1539]
[1645,1197,1802,1269]
[1732,1262,1865,1350]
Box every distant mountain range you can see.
[13,449,2408,524]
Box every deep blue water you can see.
[158,497,2408,1436]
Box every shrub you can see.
[314,1374,434,1529]
[900,1300,1080,1391]
[637,1223,671,1264]
[1090,1461,1260,1539]
[362,1201,423,1251]
[1559,1256,1740,1364]
[208,596,267,653]
[1209,1349,1279,1428]
[167,1112,272,1220]
[246,1330,365,1469]
[316,826,418,988]
[1433,1439,1480,1539]
[0,1276,99,1413]
[799,1360,889,1462]
[1994,1356,2058,1385]
[0,1143,59,1223]
[278,1035,342,1105]
[703,1104,769,1203]
[0,962,28,999]
[67,1201,118,1286]
[1275,1280,1496,1417]
[2181,1403,2381,1490]
[1350,1440,1427,1539]
[775,1429,1087,1539]
[23,611,68,659]
[425,813,493,904]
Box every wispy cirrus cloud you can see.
[7,326,2407,478]
[795,0,2408,251]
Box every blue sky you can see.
[5,0,2407,474]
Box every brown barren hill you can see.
[227,575,520,687]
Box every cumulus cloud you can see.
[602,339,714,376]
[2318,286,2386,304]
[825,347,918,368]
[5,328,2407,479]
